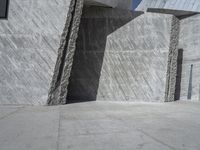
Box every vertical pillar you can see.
[59,0,84,104]
[47,0,84,105]
[165,16,180,102]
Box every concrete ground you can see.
[0,101,200,150]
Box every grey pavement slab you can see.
[0,106,60,150]
[0,101,200,150]
[0,106,24,120]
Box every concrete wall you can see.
[136,0,200,12]
[48,0,84,105]
[85,0,132,10]
[67,7,173,103]
[0,0,71,105]
[2,0,199,105]
[97,12,173,102]
[179,14,200,101]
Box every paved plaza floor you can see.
[0,101,200,150]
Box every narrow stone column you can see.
[47,0,84,105]
[165,16,180,102]
[59,0,84,104]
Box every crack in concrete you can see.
[0,107,24,121]
[56,106,61,150]
[137,129,176,150]
[65,129,134,137]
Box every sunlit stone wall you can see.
[179,14,200,101]
[0,0,71,105]
[67,7,173,102]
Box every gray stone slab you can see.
[1,101,200,150]
[58,101,200,150]
[136,0,200,13]
[0,106,23,120]
[59,130,173,150]
[0,106,60,150]
[178,14,200,101]
[0,0,71,105]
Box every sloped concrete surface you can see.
[0,101,200,150]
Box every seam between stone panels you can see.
[137,129,176,150]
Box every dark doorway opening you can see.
[174,49,183,100]
[187,64,193,100]
[0,0,9,19]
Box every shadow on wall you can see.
[174,49,183,100]
[66,6,143,104]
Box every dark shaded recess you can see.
[66,6,143,104]
[187,64,193,100]
[147,8,199,19]
[0,0,9,19]
[174,49,183,100]
[178,13,199,20]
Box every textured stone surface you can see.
[48,0,77,105]
[165,16,180,102]
[97,13,173,102]
[179,14,200,101]
[48,0,84,105]
[0,0,71,105]
[136,0,200,13]
[1,0,200,105]
[0,105,60,150]
[67,7,173,103]
[67,7,143,103]
[59,0,84,104]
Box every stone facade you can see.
[179,14,200,101]
[136,0,200,13]
[0,0,71,105]
[67,7,173,103]
[1,0,200,105]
